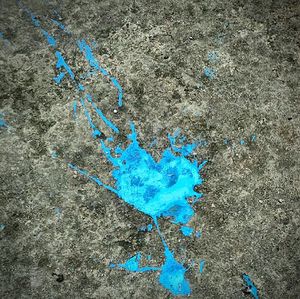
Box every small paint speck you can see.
[0,224,6,231]
[199,260,205,273]
[203,67,215,80]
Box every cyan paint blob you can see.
[199,259,205,273]
[242,273,259,299]
[0,224,6,232]
[180,226,194,237]
[139,224,153,232]
[203,67,215,80]
[240,139,245,145]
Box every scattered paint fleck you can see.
[199,260,205,273]
[251,134,256,142]
[51,151,59,158]
[203,67,215,80]
[195,231,202,238]
[180,226,194,237]
[242,273,259,299]
[208,51,219,62]
[240,139,246,145]
[0,224,6,232]
[54,207,62,219]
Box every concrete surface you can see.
[0,0,299,298]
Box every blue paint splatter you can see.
[180,226,194,237]
[139,224,153,232]
[199,260,205,273]
[0,224,6,232]
[240,139,246,145]
[242,273,259,299]
[203,67,215,80]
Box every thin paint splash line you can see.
[68,163,118,194]
[79,98,102,138]
[85,94,119,134]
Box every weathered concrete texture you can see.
[0,0,299,298]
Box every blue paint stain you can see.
[41,29,56,47]
[180,226,194,237]
[110,252,160,273]
[203,67,215,80]
[199,260,205,273]
[139,224,153,232]
[0,224,6,232]
[240,139,245,145]
[242,273,259,299]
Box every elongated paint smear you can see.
[242,274,259,299]
[199,260,205,273]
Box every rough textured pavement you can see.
[0,0,299,298]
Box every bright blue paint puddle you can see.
[203,67,215,80]
[0,224,6,232]
[180,226,194,237]
[242,273,259,299]
[199,260,205,273]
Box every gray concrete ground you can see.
[0,0,299,298]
